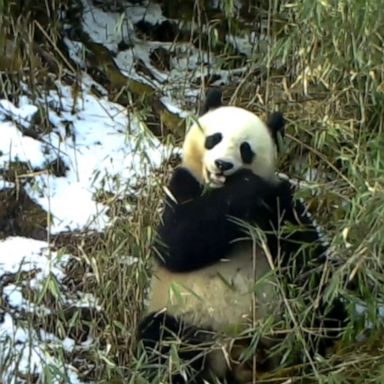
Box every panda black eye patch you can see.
[240,142,255,164]
[205,133,222,149]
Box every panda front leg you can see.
[156,167,282,273]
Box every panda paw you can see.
[207,173,226,188]
[222,169,277,213]
[225,168,264,189]
[168,167,203,203]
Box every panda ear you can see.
[167,167,203,203]
[199,88,223,115]
[267,111,285,152]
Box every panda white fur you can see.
[137,90,346,383]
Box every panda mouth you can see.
[205,168,226,188]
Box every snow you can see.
[0,66,166,384]
[80,0,166,53]
[126,1,165,25]
[81,0,127,52]
[72,0,252,104]
[0,57,170,377]
[0,79,164,234]
[0,121,46,167]
[0,238,88,383]
[0,99,38,127]
[1,313,82,384]
[0,237,59,274]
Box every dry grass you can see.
[1,0,384,383]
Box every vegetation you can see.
[1,0,384,383]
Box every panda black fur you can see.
[137,91,346,383]
[199,88,223,115]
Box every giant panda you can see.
[137,90,346,384]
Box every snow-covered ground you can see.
[0,76,165,233]
[0,238,82,383]
[0,73,168,382]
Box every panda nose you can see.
[215,159,234,172]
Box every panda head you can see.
[182,105,285,187]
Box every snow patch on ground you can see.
[0,237,89,383]
[71,0,251,105]
[0,77,165,234]
[0,72,168,383]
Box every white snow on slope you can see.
[0,73,168,383]
[0,237,91,383]
[0,76,165,233]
